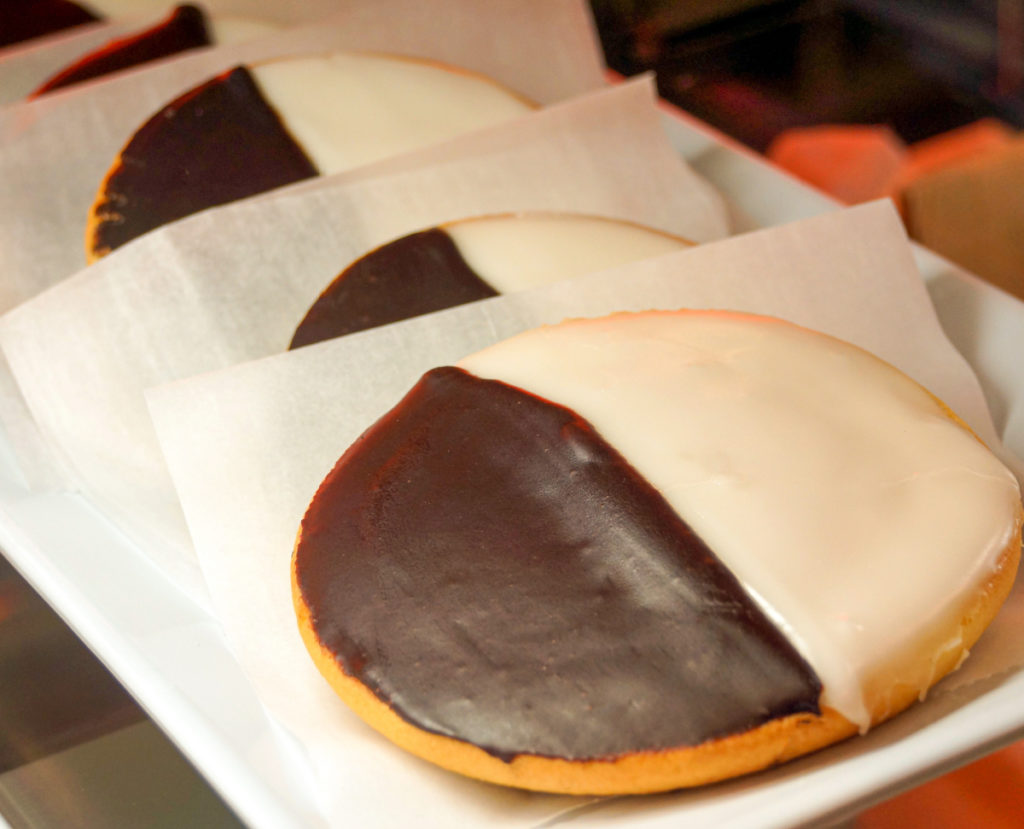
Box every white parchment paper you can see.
[0,0,605,312]
[142,201,1024,827]
[0,78,728,606]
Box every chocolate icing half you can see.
[33,5,211,97]
[1,0,98,49]
[295,366,822,761]
[290,228,498,349]
[89,65,317,257]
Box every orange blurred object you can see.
[766,125,906,204]
[857,740,1024,828]
[889,118,1015,196]
[902,137,1024,301]
[767,120,1024,301]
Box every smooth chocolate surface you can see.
[1,0,98,49]
[290,228,498,349]
[33,5,211,97]
[89,65,317,257]
[296,367,822,761]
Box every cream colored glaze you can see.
[249,54,534,174]
[458,310,1022,730]
[444,215,691,293]
[77,0,169,18]
[208,17,279,44]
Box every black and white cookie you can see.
[86,52,535,260]
[30,4,276,97]
[290,214,692,349]
[292,310,1023,794]
[2,0,101,49]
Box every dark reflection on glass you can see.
[0,556,144,773]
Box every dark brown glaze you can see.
[295,367,822,762]
[89,65,317,257]
[0,0,98,49]
[32,5,211,97]
[290,228,498,350]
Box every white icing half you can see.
[77,0,168,18]
[208,17,279,45]
[250,54,534,174]
[444,215,691,293]
[457,311,1021,730]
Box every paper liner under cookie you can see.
[0,79,723,604]
[0,0,606,312]
[143,202,1024,824]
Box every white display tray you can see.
[2,99,1023,829]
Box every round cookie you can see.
[31,5,277,97]
[292,310,1022,794]
[1,0,179,50]
[85,52,535,260]
[1,0,99,49]
[289,213,693,349]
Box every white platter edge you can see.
[0,94,1022,829]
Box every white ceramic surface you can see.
[0,98,1022,829]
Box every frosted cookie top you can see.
[459,310,1022,729]
[444,214,690,293]
[87,51,534,259]
[78,1,173,16]
[251,52,535,174]
[289,214,692,349]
